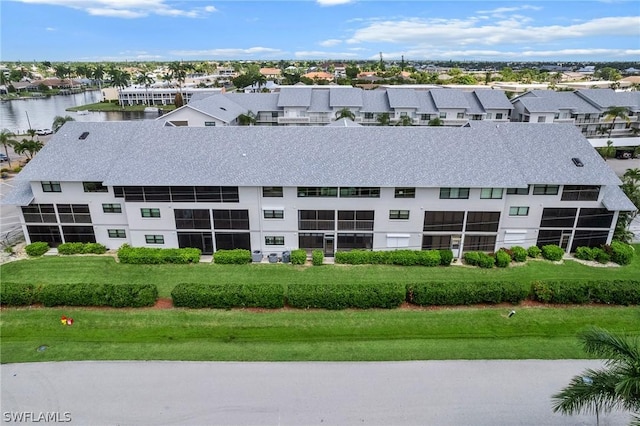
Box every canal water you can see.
[0,91,157,134]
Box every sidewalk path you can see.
[1,360,632,425]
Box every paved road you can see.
[1,361,632,425]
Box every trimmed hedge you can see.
[0,282,37,306]
[511,246,527,262]
[464,251,495,268]
[287,282,406,310]
[542,245,564,261]
[58,242,107,255]
[290,249,307,265]
[610,241,635,265]
[1,283,158,307]
[334,249,442,266]
[439,249,454,266]
[527,246,541,258]
[25,241,49,257]
[117,244,201,264]
[213,249,251,264]
[408,281,529,306]
[312,249,324,266]
[171,283,285,309]
[531,280,640,305]
[574,246,595,261]
[495,250,511,268]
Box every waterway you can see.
[0,91,156,134]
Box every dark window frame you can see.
[145,235,165,244]
[141,208,161,218]
[41,181,61,193]
[265,236,285,245]
[263,210,284,219]
[533,185,560,195]
[108,229,127,238]
[262,186,284,197]
[82,181,108,193]
[439,188,470,199]
[102,203,122,214]
[339,187,381,198]
[389,210,410,220]
[394,187,416,198]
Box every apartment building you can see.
[511,89,640,138]
[118,87,224,106]
[4,121,635,258]
[158,86,513,127]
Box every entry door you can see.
[324,235,335,257]
[560,231,571,250]
[450,235,461,258]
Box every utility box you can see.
[282,251,290,263]
[268,253,278,263]
[252,250,263,263]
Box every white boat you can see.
[77,110,89,115]
[144,107,160,113]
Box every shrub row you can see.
[531,280,640,305]
[312,249,324,266]
[290,249,307,265]
[25,241,50,256]
[408,281,529,306]
[172,283,284,308]
[57,242,107,255]
[117,244,200,264]
[213,249,251,264]
[335,249,450,267]
[541,245,565,262]
[287,282,406,310]
[0,282,158,307]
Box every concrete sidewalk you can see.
[1,360,632,425]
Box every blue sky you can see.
[1,0,639,62]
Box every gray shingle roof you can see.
[430,89,469,109]
[225,93,280,112]
[386,88,420,108]
[0,180,33,206]
[277,87,312,107]
[415,92,438,114]
[329,87,363,107]
[308,89,331,113]
[360,91,390,113]
[463,92,485,115]
[576,89,640,110]
[474,90,514,110]
[515,97,561,113]
[602,185,638,212]
[522,90,601,114]
[187,95,247,122]
[13,121,623,191]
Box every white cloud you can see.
[316,0,354,6]
[319,39,342,47]
[375,48,640,60]
[170,47,284,58]
[294,50,359,58]
[477,5,542,15]
[12,0,217,18]
[45,27,56,31]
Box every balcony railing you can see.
[337,221,374,231]
[278,117,310,124]
[298,220,335,230]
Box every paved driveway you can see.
[1,360,631,425]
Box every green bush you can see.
[416,250,441,267]
[25,241,49,257]
[312,249,324,266]
[495,250,511,268]
[117,244,200,264]
[287,282,405,310]
[213,249,251,264]
[439,249,454,266]
[37,283,157,307]
[593,248,610,264]
[290,249,307,265]
[527,246,541,258]
[574,246,595,261]
[102,283,158,307]
[477,252,495,269]
[510,246,527,262]
[610,241,634,265]
[541,245,564,261]
[57,242,85,255]
[463,251,480,266]
[172,283,285,309]
[0,282,37,306]
[531,280,639,305]
[82,242,107,254]
[408,281,528,306]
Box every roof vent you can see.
[572,157,584,167]
[79,132,90,140]
[220,107,227,111]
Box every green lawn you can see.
[2,306,639,364]
[1,251,639,298]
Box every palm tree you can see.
[552,328,640,424]
[335,107,355,121]
[597,140,616,161]
[428,117,444,126]
[237,110,257,126]
[12,138,43,160]
[376,112,390,126]
[135,69,155,106]
[396,116,413,126]
[110,69,131,90]
[52,115,75,133]
[623,168,640,187]
[93,64,105,92]
[26,128,37,140]
[0,129,17,167]
[604,106,630,138]
[168,61,191,96]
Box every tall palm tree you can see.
[376,112,390,126]
[396,116,413,126]
[0,129,17,168]
[428,117,444,126]
[552,328,640,423]
[135,69,155,106]
[168,61,191,96]
[52,115,75,133]
[26,128,37,140]
[335,107,355,121]
[604,106,630,138]
[110,69,131,90]
[12,138,43,160]
[93,64,105,92]
[237,110,257,126]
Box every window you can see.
[298,233,324,250]
[439,112,447,119]
[400,112,408,117]
[507,187,529,195]
[339,187,380,198]
[561,185,600,201]
[102,203,122,214]
[141,208,161,218]
[509,206,529,216]
[496,113,503,120]
[265,236,285,245]
[299,210,334,230]
[204,121,216,126]
[62,226,96,243]
[145,235,164,244]
[533,185,559,195]
[214,232,251,250]
[112,186,239,202]
[464,235,496,252]
[480,188,503,199]
[466,211,500,232]
[57,204,91,223]
[577,208,614,228]
[263,187,283,197]
[82,182,108,193]
[394,187,415,198]
[338,210,374,231]
[263,210,284,219]
[108,229,126,238]
[41,181,61,192]
[486,113,492,119]
[422,235,452,250]
[537,116,546,123]
[540,208,577,228]
[144,186,170,201]
[364,113,374,120]
[423,211,464,232]
[571,230,610,251]
[297,187,338,197]
[457,112,465,119]
[174,209,211,229]
[421,114,431,121]
[439,188,470,199]
[22,204,56,223]
[27,225,62,246]
[213,210,249,230]
[389,210,410,220]
[337,233,373,251]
